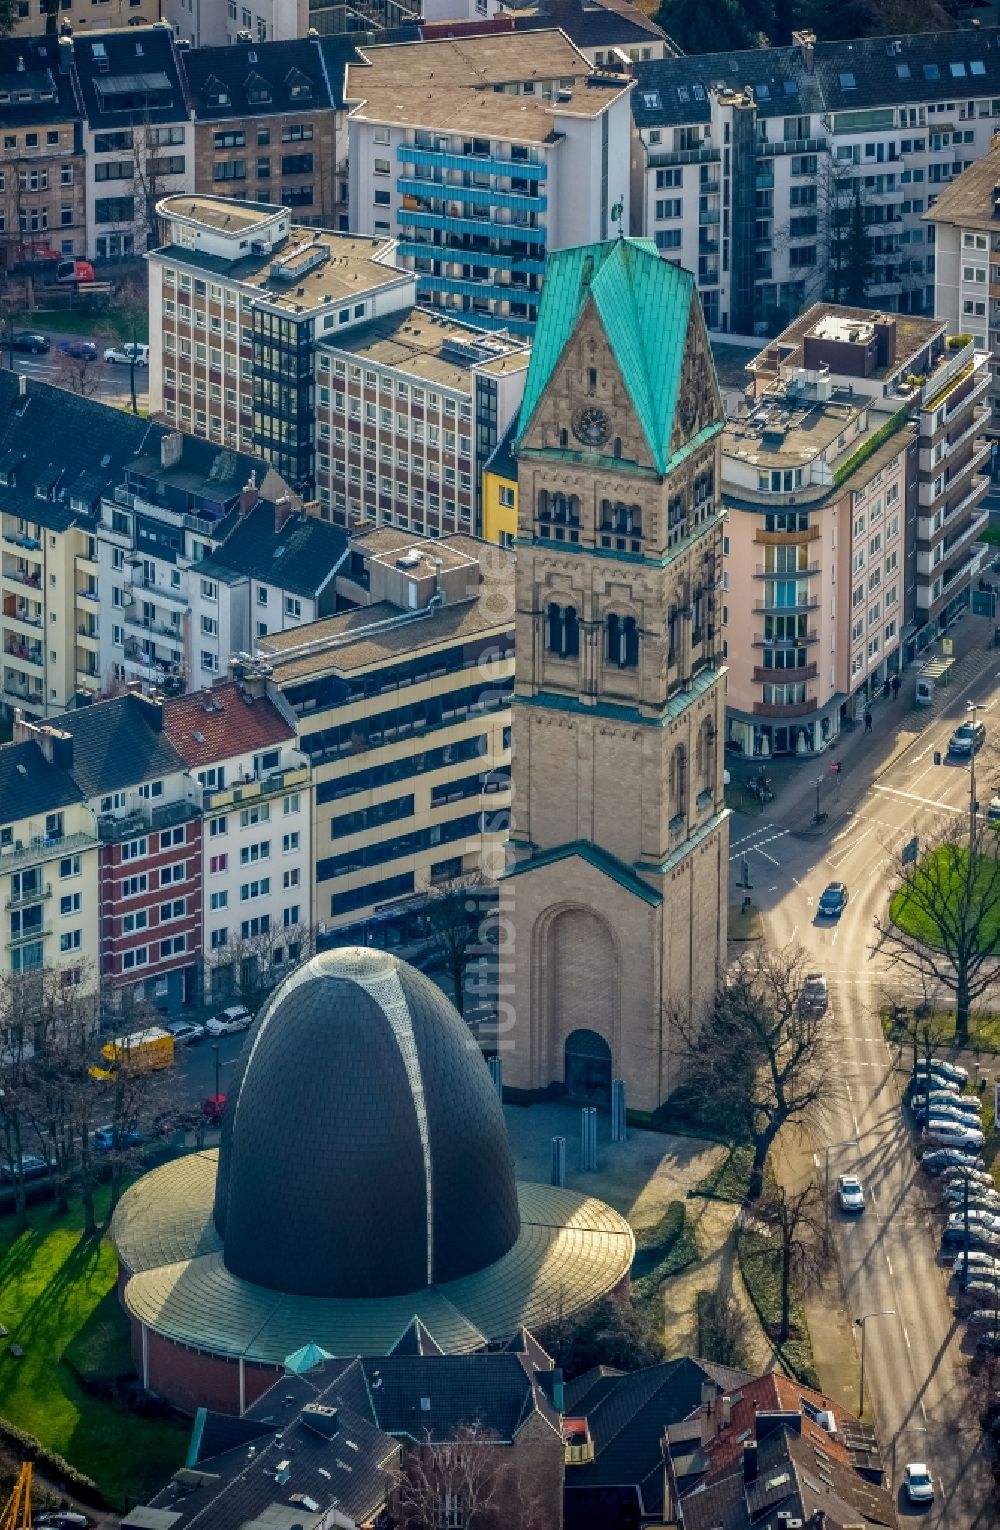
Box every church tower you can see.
[503,240,729,1117]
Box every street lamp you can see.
[824,1138,859,1236]
[855,1310,895,1418]
[213,1042,220,1100]
[968,700,981,835]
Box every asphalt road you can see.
[739,674,1000,1525]
[5,336,149,411]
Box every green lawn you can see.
[30,307,150,343]
[0,1189,188,1509]
[891,845,1000,953]
[693,1144,755,1203]
[737,1228,820,1390]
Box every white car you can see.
[836,1174,865,1213]
[953,1251,1000,1277]
[205,1004,252,1037]
[915,1059,968,1086]
[103,342,149,366]
[903,1463,935,1505]
[966,1308,1000,1328]
[167,1019,205,1046]
[988,794,1000,822]
[947,1209,1000,1234]
[942,1167,995,1190]
[925,1122,985,1149]
[922,1104,985,1130]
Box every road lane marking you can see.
[872,785,961,813]
[886,1253,893,1277]
[921,1400,927,1423]
[790,926,798,943]
[902,1325,911,1349]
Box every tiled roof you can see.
[195,501,348,598]
[162,682,295,769]
[632,26,1000,127]
[71,25,188,130]
[0,741,85,828]
[362,1351,556,1442]
[0,35,83,128]
[0,372,161,534]
[924,133,1000,231]
[181,37,336,120]
[55,694,187,798]
[516,0,666,48]
[697,1373,854,1481]
[516,239,703,474]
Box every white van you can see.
[103,342,149,366]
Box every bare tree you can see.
[393,1423,546,1530]
[423,873,495,1018]
[873,812,1000,1047]
[207,920,315,1017]
[757,1180,828,1345]
[881,982,950,1079]
[54,351,102,399]
[674,945,833,1200]
[0,972,42,1232]
[20,962,101,1227]
[696,1283,752,1369]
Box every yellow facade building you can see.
[481,422,519,549]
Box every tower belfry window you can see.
[607,613,638,668]
[588,368,598,395]
[546,602,579,659]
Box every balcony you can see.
[397,144,547,181]
[1,568,42,590]
[4,642,43,668]
[0,828,96,876]
[5,882,51,911]
[1,530,41,553]
[2,601,42,630]
[122,652,183,684]
[753,597,820,615]
[700,178,721,195]
[754,525,820,546]
[129,576,188,608]
[76,584,100,607]
[754,562,820,577]
[97,798,198,845]
[753,662,818,682]
[76,623,99,647]
[753,697,818,718]
[6,923,51,949]
[752,632,818,648]
[123,610,183,643]
[201,762,309,812]
[397,176,547,214]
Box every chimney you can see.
[132,692,164,732]
[160,432,183,469]
[16,54,24,72]
[552,1367,565,1413]
[743,1441,758,1484]
[792,29,815,70]
[722,1394,732,1428]
[240,471,259,518]
[700,1381,720,1446]
[874,316,897,371]
[274,495,296,534]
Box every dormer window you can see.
[285,68,312,101]
[245,72,271,105]
[205,74,230,108]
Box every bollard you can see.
[551,1135,566,1188]
[488,1053,503,1100]
[611,1078,627,1143]
[580,1105,598,1170]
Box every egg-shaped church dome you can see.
[212,947,521,1299]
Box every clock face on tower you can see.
[572,405,611,447]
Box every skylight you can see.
[677,85,689,103]
[896,62,910,79]
[783,79,798,94]
[641,90,660,110]
[839,72,856,89]
[950,61,967,77]
[924,63,940,80]
[756,82,770,99]
[971,60,986,75]
[693,84,705,100]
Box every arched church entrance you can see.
[564,1029,612,1107]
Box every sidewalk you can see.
[734,612,1000,838]
[770,1122,863,1417]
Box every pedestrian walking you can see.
[891,673,900,699]
[864,709,873,733]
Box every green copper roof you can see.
[515,238,695,474]
[285,1341,335,1373]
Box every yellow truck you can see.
[90,1026,175,1082]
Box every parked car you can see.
[915,1091,981,1115]
[10,331,49,354]
[103,341,149,366]
[0,1152,53,1182]
[92,1124,141,1153]
[952,1251,1000,1277]
[919,1103,985,1131]
[925,1122,985,1149]
[922,1148,985,1174]
[949,720,986,757]
[915,1059,968,1086]
[817,882,848,918]
[988,794,1000,822]
[959,1279,1000,1303]
[35,1515,90,1530]
[799,972,829,1016]
[837,1174,865,1213]
[942,1167,995,1190]
[941,1183,1000,1208]
[55,337,97,361]
[167,1019,205,1046]
[205,1004,252,1037]
[948,1208,1000,1234]
[903,1463,935,1505]
[942,1225,1000,1252]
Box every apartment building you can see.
[924,135,1000,438]
[630,27,1000,334]
[186,491,348,676]
[73,25,193,261]
[419,0,670,66]
[147,194,415,490]
[0,375,161,722]
[0,734,99,992]
[481,417,518,546]
[8,0,162,39]
[315,306,529,532]
[180,38,348,228]
[259,527,513,944]
[0,35,86,271]
[161,675,310,997]
[16,695,204,1011]
[95,429,274,698]
[344,31,633,335]
[723,306,990,757]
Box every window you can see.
[160,826,185,850]
[122,910,148,934]
[240,803,270,827]
[159,898,185,922]
[138,780,163,800]
[59,855,80,879]
[282,831,300,853]
[121,874,147,899]
[59,893,81,916]
[284,905,300,927]
[160,935,186,958]
[121,837,148,862]
[240,841,270,865]
[284,595,301,618]
[121,947,148,971]
[283,867,300,888]
[257,585,268,606]
[60,930,81,953]
[211,927,228,949]
[283,792,300,814]
[209,815,228,836]
[240,877,271,901]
